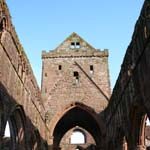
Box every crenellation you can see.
[42,48,108,59]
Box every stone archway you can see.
[2,105,27,150]
[51,102,104,150]
[127,105,147,150]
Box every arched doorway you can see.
[52,103,103,149]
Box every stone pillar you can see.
[47,136,53,145]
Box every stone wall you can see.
[41,33,111,148]
[103,0,150,149]
[1,0,150,149]
[0,0,49,149]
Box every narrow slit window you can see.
[90,65,94,74]
[74,71,79,83]
[58,65,62,70]
[90,65,94,71]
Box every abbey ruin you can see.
[0,0,150,150]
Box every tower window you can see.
[74,71,79,79]
[70,42,80,49]
[90,65,94,74]
[71,42,75,49]
[58,65,62,70]
[74,71,79,83]
[76,42,80,48]
[90,65,94,71]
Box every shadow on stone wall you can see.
[0,82,48,150]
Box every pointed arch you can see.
[51,102,105,148]
[127,105,147,149]
[4,104,27,150]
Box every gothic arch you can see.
[51,102,104,149]
[3,105,27,150]
[127,105,147,149]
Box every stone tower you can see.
[41,33,111,149]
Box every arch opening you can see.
[70,130,86,144]
[52,105,102,149]
[60,126,96,150]
[128,105,148,149]
[4,121,10,138]
[2,119,14,150]
[2,106,27,150]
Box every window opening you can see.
[76,42,80,49]
[74,71,79,84]
[4,121,10,137]
[90,65,93,71]
[90,65,94,74]
[146,118,150,126]
[58,65,62,70]
[74,71,79,79]
[71,42,75,49]
[0,18,6,32]
[70,130,86,144]
[70,42,80,49]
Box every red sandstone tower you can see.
[41,33,111,149]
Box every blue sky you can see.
[6,0,144,89]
